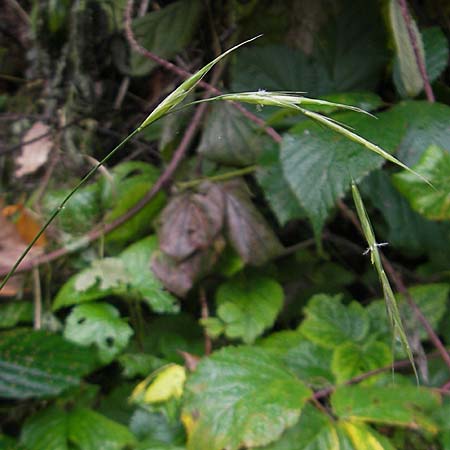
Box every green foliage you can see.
[21,406,136,450]
[0,301,33,328]
[299,294,369,348]
[393,145,450,220]
[183,346,311,449]
[103,162,166,245]
[53,236,179,313]
[0,330,97,399]
[331,385,441,432]
[198,103,269,166]
[2,1,450,449]
[202,272,283,343]
[64,303,133,364]
[129,0,202,76]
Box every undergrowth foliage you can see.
[1,0,450,449]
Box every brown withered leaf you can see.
[152,236,225,297]
[157,183,224,261]
[0,214,43,296]
[220,179,283,266]
[15,122,53,177]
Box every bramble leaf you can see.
[206,273,284,344]
[64,303,133,364]
[299,294,369,349]
[331,385,441,432]
[331,341,392,384]
[393,145,450,221]
[0,329,97,399]
[183,346,311,450]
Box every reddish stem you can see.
[397,0,435,102]
[337,200,450,372]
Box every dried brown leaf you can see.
[152,237,225,297]
[221,179,283,266]
[157,183,224,261]
[0,215,42,296]
[15,122,53,177]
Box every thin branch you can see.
[397,0,435,102]
[0,68,223,277]
[337,200,450,371]
[313,357,419,400]
[124,0,282,143]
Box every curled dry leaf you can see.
[157,183,224,261]
[152,236,225,297]
[15,122,53,178]
[0,212,44,296]
[220,179,283,266]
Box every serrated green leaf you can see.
[53,236,178,313]
[392,101,450,166]
[0,329,97,399]
[198,102,269,166]
[393,145,450,221]
[331,385,440,432]
[256,145,305,226]
[211,273,283,344]
[256,403,339,450]
[64,303,133,363]
[281,110,403,236]
[299,294,369,349]
[183,346,311,450]
[389,0,425,97]
[0,302,33,328]
[119,236,179,313]
[331,341,392,384]
[128,0,202,77]
[259,331,334,387]
[232,0,386,96]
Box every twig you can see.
[313,357,420,400]
[113,0,149,110]
[337,200,450,371]
[124,0,282,143]
[0,68,223,277]
[397,0,435,102]
[200,287,212,356]
[5,0,30,25]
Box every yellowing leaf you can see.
[131,364,186,405]
[339,421,395,450]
